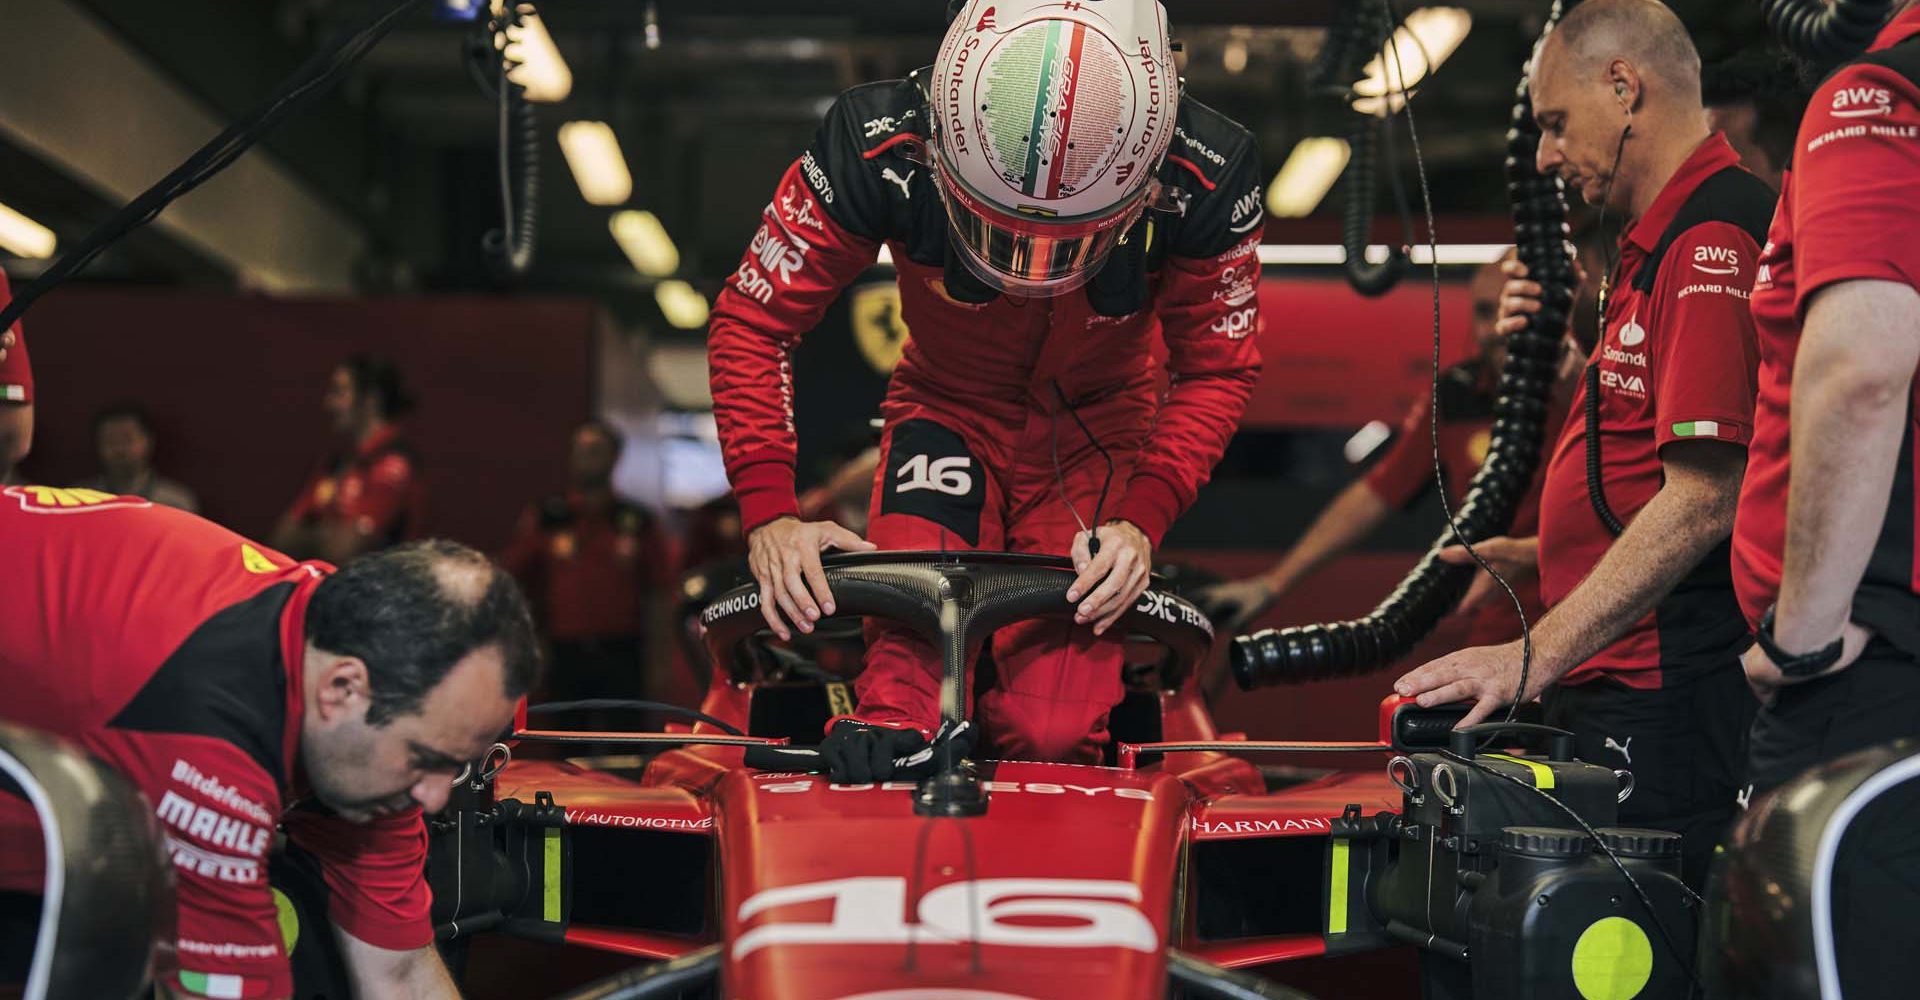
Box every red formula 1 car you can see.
[428,552,1477,1000]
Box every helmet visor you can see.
[935,160,1153,297]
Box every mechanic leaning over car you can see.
[1728,5,1920,991]
[1394,0,1769,890]
[706,0,1263,781]
[0,494,539,999]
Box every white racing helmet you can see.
[928,0,1180,296]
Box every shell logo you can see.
[4,485,151,514]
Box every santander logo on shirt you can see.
[1830,85,1894,119]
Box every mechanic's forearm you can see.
[343,943,460,1000]
[1258,479,1394,594]
[1775,285,1920,649]
[1529,454,1742,680]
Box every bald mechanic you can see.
[1394,0,1770,887]
[1199,255,1560,644]
[707,0,1263,780]
[0,492,539,999]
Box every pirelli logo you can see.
[4,485,152,514]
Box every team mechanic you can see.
[0,494,538,999]
[707,0,1263,780]
[1395,0,1769,889]
[1731,6,1920,990]
[1199,254,1562,646]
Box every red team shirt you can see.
[1734,8,1920,657]
[500,493,669,641]
[0,492,433,999]
[282,424,423,549]
[0,270,30,406]
[1538,134,1768,688]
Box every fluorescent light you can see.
[1345,420,1394,464]
[1266,137,1351,218]
[503,8,572,102]
[1223,39,1249,75]
[559,121,633,206]
[655,279,710,330]
[0,202,55,259]
[1257,243,1511,266]
[610,210,679,277]
[1353,7,1472,116]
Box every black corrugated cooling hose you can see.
[483,7,540,279]
[1318,0,1410,297]
[1763,0,1895,63]
[1231,2,1579,689]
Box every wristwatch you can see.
[1755,604,1846,679]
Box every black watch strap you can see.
[1756,604,1846,679]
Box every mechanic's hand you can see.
[1492,258,1585,337]
[818,720,928,783]
[1740,620,1875,705]
[1194,577,1280,634]
[1437,536,1539,613]
[1069,520,1153,636]
[1393,640,1550,730]
[747,516,877,641]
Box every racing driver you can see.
[707,0,1265,779]
[0,489,539,999]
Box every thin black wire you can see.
[1381,0,1534,735]
[0,0,424,335]
[523,699,745,736]
[1584,123,1635,536]
[1050,381,1116,557]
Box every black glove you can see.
[819,721,929,783]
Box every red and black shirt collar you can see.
[1624,133,1745,256]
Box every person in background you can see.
[78,404,200,513]
[0,270,33,482]
[502,420,669,720]
[1702,49,1812,191]
[1198,254,1562,644]
[273,355,424,565]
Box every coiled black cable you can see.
[1342,115,1413,297]
[1233,3,1578,688]
[475,5,541,279]
[1583,364,1627,536]
[1763,0,1895,63]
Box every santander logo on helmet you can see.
[930,0,1180,296]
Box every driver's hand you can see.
[1194,577,1279,634]
[819,720,927,783]
[0,329,13,365]
[747,516,877,641]
[1068,520,1153,637]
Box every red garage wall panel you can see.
[14,290,599,553]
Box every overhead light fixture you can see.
[655,279,710,330]
[502,7,572,102]
[0,202,55,259]
[1223,38,1250,75]
[610,210,679,277]
[559,121,633,206]
[1257,244,1510,266]
[1265,137,1351,218]
[1353,7,1472,116]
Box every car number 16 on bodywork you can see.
[733,877,1159,958]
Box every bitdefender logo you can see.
[1831,86,1894,119]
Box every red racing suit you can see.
[707,77,1265,761]
[0,488,433,999]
